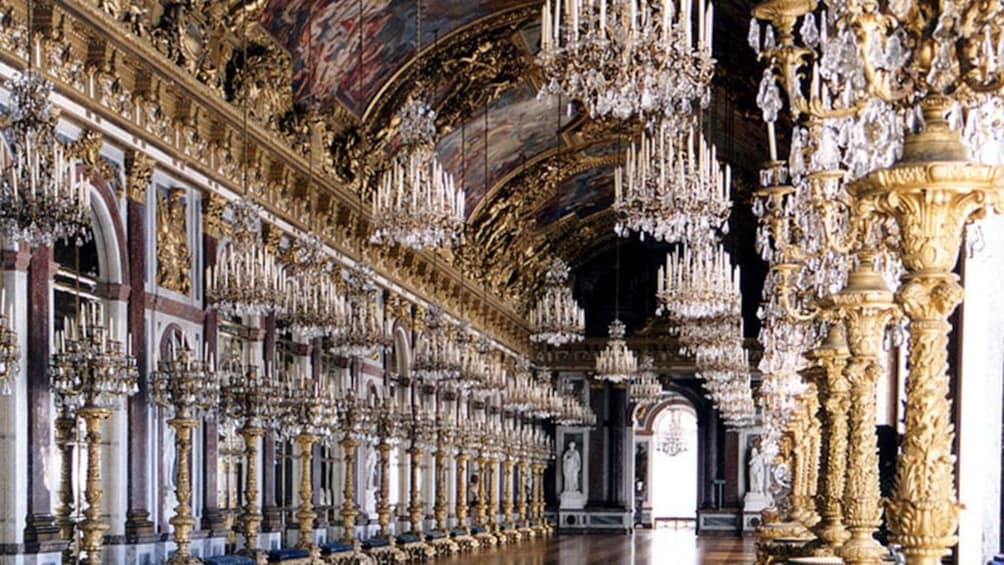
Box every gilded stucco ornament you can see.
[157,187,192,295]
[124,149,155,202]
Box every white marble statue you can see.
[562,441,581,494]
[749,445,767,495]
[364,448,378,514]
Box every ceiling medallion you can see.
[529,259,586,347]
[614,123,731,246]
[538,0,716,124]
[371,97,464,250]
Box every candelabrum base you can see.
[474,530,499,549]
[399,539,435,561]
[428,535,459,555]
[453,534,479,553]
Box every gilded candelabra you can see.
[751,0,1004,561]
[220,364,280,558]
[373,396,403,539]
[49,302,138,564]
[280,372,335,556]
[151,332,220,565]
[335,390,374,545]
[805,325,852,554]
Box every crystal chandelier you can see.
[283,278,346,339]
[529,259,585,346]
[656,410,687,456]
[614,123,731,246]
[151,331,219,418]
[656,244,740,321]
[595,319,638,383]
[413,306,461,382]
[207,242,288,318]
[710,373,756,429]
[329,263,389,358]
[50,301,139,410]
[371,97,464,250]
[0,292,18,395]
[0,70,92,247]
[673,314,741,358]
[555,393,597,426]
[629,355,662,403]
[537,0,716,124]
[455,335,485,389]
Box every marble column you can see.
[201,229,225,534]
[23,246,62,550]
[309,339,326,527]
[125,152,156,540]
[260,312,282,532]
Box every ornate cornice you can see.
[0,0,529,352]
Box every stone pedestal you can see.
[559,491,586,510]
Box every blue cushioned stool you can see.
[204,556,255,565]
[362,537,390,549]
[267,548,310,562]
[395,533,421,545]
[320,542,354,554]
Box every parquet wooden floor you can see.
[439,530,756,564]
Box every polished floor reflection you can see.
[439,529,755,564]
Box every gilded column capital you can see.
[125,149,155,203]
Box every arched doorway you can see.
[647,401,699,528]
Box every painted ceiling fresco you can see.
[261,0,524,111]
[436,84,575,217]
[533,164,617,226]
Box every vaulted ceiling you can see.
[260,0,768,336]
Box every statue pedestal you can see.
[743,493,772,532]
[559,491,586,510]
[744,492,771,513]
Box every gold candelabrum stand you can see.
[829,255,900,565]
[54,406,78,560]
[151,334,220,565]
[293,433,319,555]
[473,447,497,548]
[451,439,479,553]
[517,456,534,539]
[486,452,499,536]
[167,414,202,565]
[370,403,408,563]
[430,424,460,556]
[455,447,469,532]
[49,302,139,565]
[433,435,450,533]
[500,449,519,544]
[531,461,544,535]
[805,325,852,555]
[853,96,1004,565]
[407,442,424,536]
[77,405,112,564]
[239,425,266,557]
[339,434,359,544]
